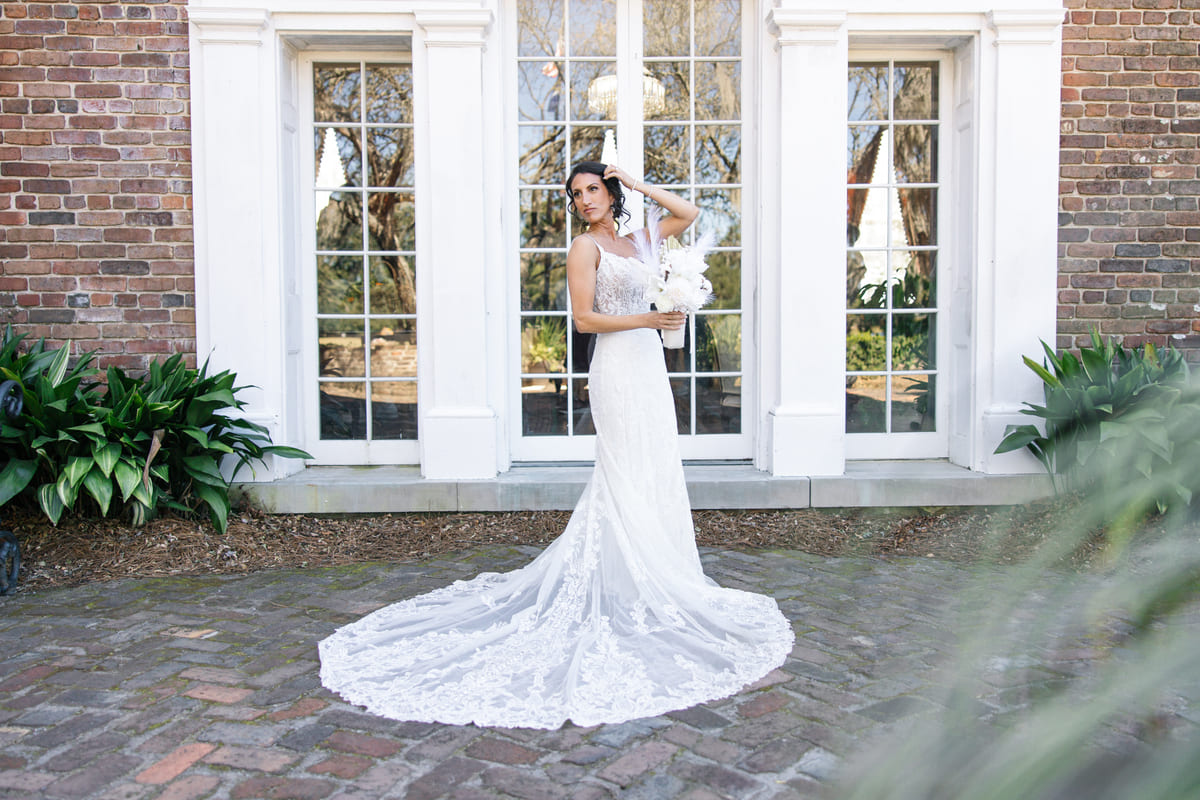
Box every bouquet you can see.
[636,208,714,349]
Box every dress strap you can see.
[583,233,607,269]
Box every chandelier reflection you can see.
[586,71,666,117]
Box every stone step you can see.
[234,461,1052,513]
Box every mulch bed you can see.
[2,499,1105,593]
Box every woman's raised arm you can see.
[603,164,699,241]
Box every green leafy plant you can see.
[0,329,104,518]
[0,328,310,532]
[845,332,927,373]
[523,318,567,373]
[851,270,933,311]
[996,330,1195,510]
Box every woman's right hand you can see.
[649,311,686,331]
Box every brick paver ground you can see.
[0,545,1190,799]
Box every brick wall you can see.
[1059,0,1200,357]
[0,0,193,370]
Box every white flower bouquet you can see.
[636,209,714,349]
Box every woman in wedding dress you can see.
[318,162,794,730]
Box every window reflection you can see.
[845,60,939,437]
[314,61,417,441]
[518,0,565,57]
[695,125,740,184]
[570,0,616,57]
[365,65,413,124]
[696,313,740,372]
[695,61,739,120]
[521,252,568,311]
[320,383,366,439]
[644,62,690,120]
[694,0,740,56]
[369,256,416,316]
[643,125,689,184]
[519,126,566,184]
[314,65,360,123]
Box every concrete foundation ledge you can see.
[233,461,1052,514]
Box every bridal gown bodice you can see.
[318,247,795,730]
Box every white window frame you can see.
[506,0,757,463]
[297,50,420,465]
[844,49,953,460]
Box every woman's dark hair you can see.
[565,161,630,226]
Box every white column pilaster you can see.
[414,8,499,479]
[763,8,848,477]
[977,9,1063,473]
[188,7,293,478]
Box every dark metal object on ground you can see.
[0,379,24,595]
[0,381,20,419]
[0,532,19,595]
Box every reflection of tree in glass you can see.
[845,65,936,305]
[519,0,564,56]
[522,252,566,311]
[894,65,935,252]
[314,65,416,316]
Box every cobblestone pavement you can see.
[0,546,1144,799]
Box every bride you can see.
[318,161,794,730]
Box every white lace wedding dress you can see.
[318,245,795,730]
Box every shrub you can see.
[0,330,104,511]
[846,332,927,372]
[995,330,1198,512]
[0,329,310,532]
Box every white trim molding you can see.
[414,8,494,48]
[988,9,1067,45]
[766,8,848,47]
[188,7,269,44]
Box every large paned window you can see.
[306,59,418,462]
[514,0,748,460]
[845,57,947,458]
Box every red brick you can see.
[464,737,542,765]
[183,684,253,704]
[135,743,216,785]
[154,775,220,800]
[307,754,372,779]
[203,747,297,774]
[596,741,678,788]
[268,698,329,722]
[325,732,403,759]
[738,691,791,718]
[0,663,58,692]
[230,777,335,800]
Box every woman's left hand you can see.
[651,311,686,331]
[603,164,635,191]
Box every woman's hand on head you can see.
[603,164,634,190]
[651,311,686,331]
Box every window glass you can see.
[846,61,939,436]
[314,61,417,441]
